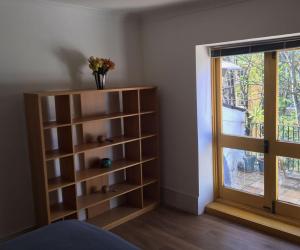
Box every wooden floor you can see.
[112,206,300,250]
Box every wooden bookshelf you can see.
[24,86,160,229]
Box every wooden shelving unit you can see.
[24,86,159,229]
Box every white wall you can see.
[195,45,213,214]
[0,0,142,238]
[142,0,300,213]
[2,0,300,238]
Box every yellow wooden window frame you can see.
[212,51,300,220]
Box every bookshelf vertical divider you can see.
[138,90,144,209]
[24,87,159,230]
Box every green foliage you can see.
[223,53,264,135]
[278,50,300,126]
[223,49,300,137]
[249,105,264,124]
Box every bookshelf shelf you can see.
[76,159,140,182]
[48,177,75,192]
[46,150,73,161]
[43,121,71,129]
[140,110,156,116]
[72,112,138,125]
[143,177,158,187]
[24,86,159,229]
[77,182,141,210]
[141,133,157,140]
[74,136,140,154]
[141,156,157,163]
[50,203,76,221]
[87,199,158,230]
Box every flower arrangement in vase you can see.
[88,57,115,89]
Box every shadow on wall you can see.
[52,47,86,89]
[120,14,143,87]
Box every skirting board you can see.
[161,187,199,215]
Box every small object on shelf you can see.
[101,185,110,194]
[90,186,98,193]
[97,135,106,143]
[86,134,96,143]
[105,138,114,143]
[88,56,115,89]
[100,158,112,168]
[90,158,100,168]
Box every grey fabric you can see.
[0,220,139,250]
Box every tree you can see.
[279,50,300,126]
[223,53,264,136]
[223,50,300,140]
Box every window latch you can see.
[263,201,276,214]
[264,140,269,154]
[271,200,276,214]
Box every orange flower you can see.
[88,57,115,74]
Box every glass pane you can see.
[223,147,264,196]
[278,156,300,206]
[221,53,264,138]
[278,49,300,143]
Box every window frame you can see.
[212,51,300,219]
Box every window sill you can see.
[206,200,300,244]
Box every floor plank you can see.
[112,206,300,250]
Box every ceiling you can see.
[45,0,200,11]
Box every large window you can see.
[212,45,300,219]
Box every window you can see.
[212,39,300,220]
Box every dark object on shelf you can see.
[86,134,96,143]
[100,158,112,168]
[102,185,109,194]
[97,135,106,143]
[90,158,100,168]
[105,138,114,143]
[90,186,98,193]
[237,156,257,173]
[94,73,106,90]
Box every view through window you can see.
[222,53,265,196]
[219,49,300,207]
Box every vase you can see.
[100,158,112,168]
[94,72,106,90]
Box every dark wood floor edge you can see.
[0,225,36,243]
[205,203,300,245]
